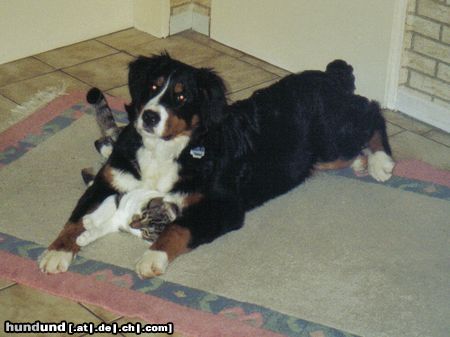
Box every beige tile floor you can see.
[0,28,449,336]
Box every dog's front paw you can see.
[135,250,168,279]
[368,151,395,182]
[76,231,95,247]
[82,214,96,230]
[38,249,74,274]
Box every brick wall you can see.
[399,0,450,108]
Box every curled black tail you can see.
[326,60,355,94]
[86,87,120,141]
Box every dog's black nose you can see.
[142,110,160,127]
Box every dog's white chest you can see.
[137,148,178,192]
[137,136,189,193]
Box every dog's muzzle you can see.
[142,110,161,130]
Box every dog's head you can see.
[126,53,227,142]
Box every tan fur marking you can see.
[314,159,355,170]
[101,165,114,184]
[191,114,200,128]
[151,224,191,261]
[156,76,165,87]
[162,113,191,139]
[174,82,184,94]
[48,221,84,253]
[182,192,204,208]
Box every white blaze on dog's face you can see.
[136,76,171,139]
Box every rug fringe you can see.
[11,82,68,117]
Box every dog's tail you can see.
[326,60,355,94]
[87,87,121,141]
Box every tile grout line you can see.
[78,302,124,324]
[391,126,450,149]
[31,55,58,70]
[236,56,288,78]
[0,282,17,292]
[180,30,289,77]
[59,69,96,90]
[34,49,122,71]
[225,77,281,99]
[180,30,245,57]
[0,61,55,89]
[388,129,406,139]
[61,50,123,72]
[0,93,19,106]
[93,38,123,53]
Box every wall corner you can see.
[134,0,170,38]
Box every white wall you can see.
[211,0,402,105]
[0,0,134,64]
[134,0,170,38]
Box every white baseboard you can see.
[169,6,210,36]
[396,87,450,133]
[170,10,193,35]
[192,12,210,36]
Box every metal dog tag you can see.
[190,146,205,159]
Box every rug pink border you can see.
[0,251,285,337]
[0,92,124,152]
[394,159,450,188]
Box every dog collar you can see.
[190,146,206,159]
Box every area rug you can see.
[0,92,449,337]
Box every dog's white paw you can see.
[82,215,95,230]
[135,250,168,279]
[351,155,368,174]
[38,250,74,274]
[368,151,395,182]
[76,231,95,247]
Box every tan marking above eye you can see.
[156,76,165,86]
[191,114,200,127]
[174,82,184,94]
[151,76,165,92]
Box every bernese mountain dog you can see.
[39,53,394,278]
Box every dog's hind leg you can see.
[367,127,395,182]
[314,158,358,170]
[314,154,368,175]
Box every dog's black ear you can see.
[196,68,227,128]
[126,53,172,122]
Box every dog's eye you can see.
[176,94,186,103]
[151,76,165,92]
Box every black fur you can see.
[72,54,392,256]
[118,54,391,249]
